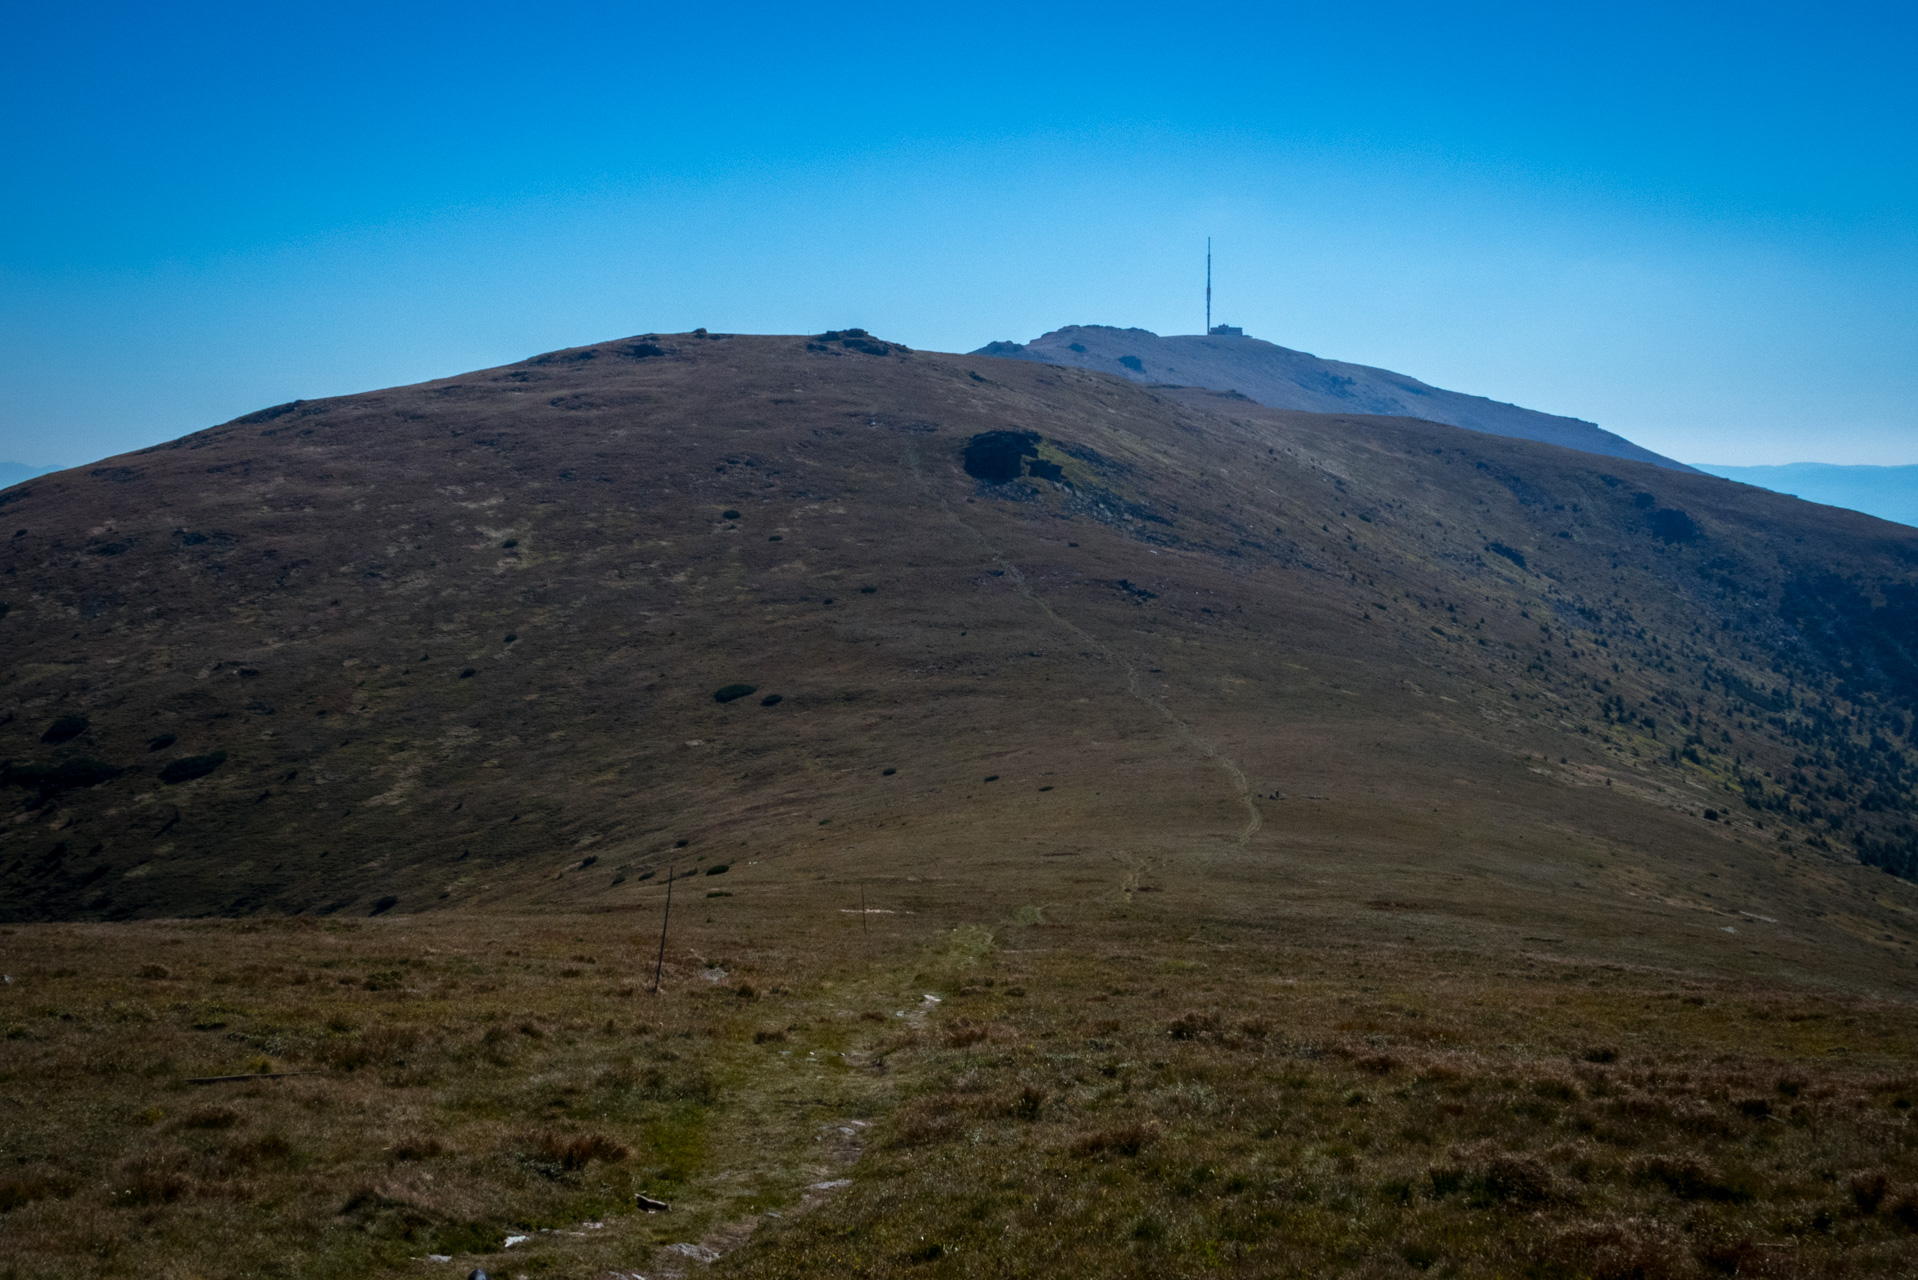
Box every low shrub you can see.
[1479,1154,1558,1207]
[3,758,124,793]
[389,1136,444,1162]
[315,1026,419,1071]
[1168,1011,1220,1040]
[1628,1154,1752,1202]
[159,751,226,784]
[1534,1218,1688,1280]
[530,1131,628,1171]
[227,1132,295,1166]
[1852,1171,1889,1214]
[111,1156,189,1206]
[1070,1123,1157,1158]
[0,1174,70,1212]
[40,714,89,744]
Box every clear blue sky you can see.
[3,1,1915,467]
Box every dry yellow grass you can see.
[4,862,1917,1278]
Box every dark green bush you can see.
[713,684,757,703]
[40,715,89,744]
[3,759,124,793]
[159,751,227,784]
[1651,508,1699,543]
[962,430,1041,483]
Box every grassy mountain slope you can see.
[973,324,1692,471]
[7,332,1918,1278]
[3,331,1917,934]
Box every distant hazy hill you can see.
[1694,462,1918,529]
[0,462,61,489]
[975,325,1692,472]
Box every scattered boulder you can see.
[713,683,757,703]
[812,328,899,356]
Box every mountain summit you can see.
[975,324,1691,472]
[8,330,1918,1279]
[2,328,1915,928]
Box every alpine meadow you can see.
[5,331,1918,1279]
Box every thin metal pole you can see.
[1206,237,1211,334]
[861,885,869,947]
[650,867,674,994]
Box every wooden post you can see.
[861,885,869,947]
[651,867,674,994]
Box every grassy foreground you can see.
[4,888,1918,1280]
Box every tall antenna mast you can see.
[1206,238,1212,334]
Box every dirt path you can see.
[906,440,1262,845]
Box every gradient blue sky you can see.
[3,1,1914,468]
